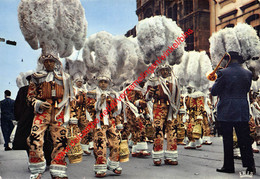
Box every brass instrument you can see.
[206,52,231,81]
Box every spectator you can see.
[0,90,15,151]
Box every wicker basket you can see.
[67,126,83,164]
[192,123,202,140]
[119,140,130,162]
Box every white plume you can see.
[18,0,87,57]
[82,31,115,80]
[209,23,260,69]
[16,70,34,88]
[174,51,213,93]
[83,31,147,90]
[16,72,24,89]
[136,16,185,66]
[234,23,260,61]
[65,58,86,82]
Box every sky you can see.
[0,0,138,100]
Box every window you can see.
[198,0,209,10]
[144,8,153,19]
[168,7,172,18]
[246,14,260,24]
[173,4,177,21]
[224,24,234,28]
[184,0,193,15]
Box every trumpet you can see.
[206,52,231,81]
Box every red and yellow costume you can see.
[92,88,122,177]
[123,88,150,157]
[176,95,186,145]
[184,91,204,149]
[70,87,95,154]
[145,73,180,165]
[27,63,72,178]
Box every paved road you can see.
[0,137,259,179]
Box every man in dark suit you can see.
[0,90,15,151]
[211,51,256,174]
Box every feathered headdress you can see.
[174,51,213,93]
[83,31,115,85]
[83,32,144,91]
[16,70,34,88]
[136,16,185,66]
[18,0,87,58]
[65,58,86,83]
[209,23,260,68]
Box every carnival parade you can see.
[0,0,260,179]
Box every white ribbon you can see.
[111,90,122,118]
[124,94,141,118]
[182,94,188,123]
[158,73,180,121]
[119,87,143,122]
[147,101,154,122]
[95,88,110,129]
[57,71,74,127]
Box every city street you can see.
[0,137,259,179]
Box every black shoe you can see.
[4,146,12,151]
[246,167,256,175]
[216,167,235,173]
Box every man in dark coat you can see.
[0,90,15,151]
[13,75,35,153]
[211,52,256,174]
[13,75,53,166]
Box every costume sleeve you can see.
[69,99,77,119]
[135,91,150,117]
[27,80,44,114]
[86,97,96,122]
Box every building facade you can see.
[126,0,211,53]
[209,0,260,37]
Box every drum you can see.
[119,140,130,162]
